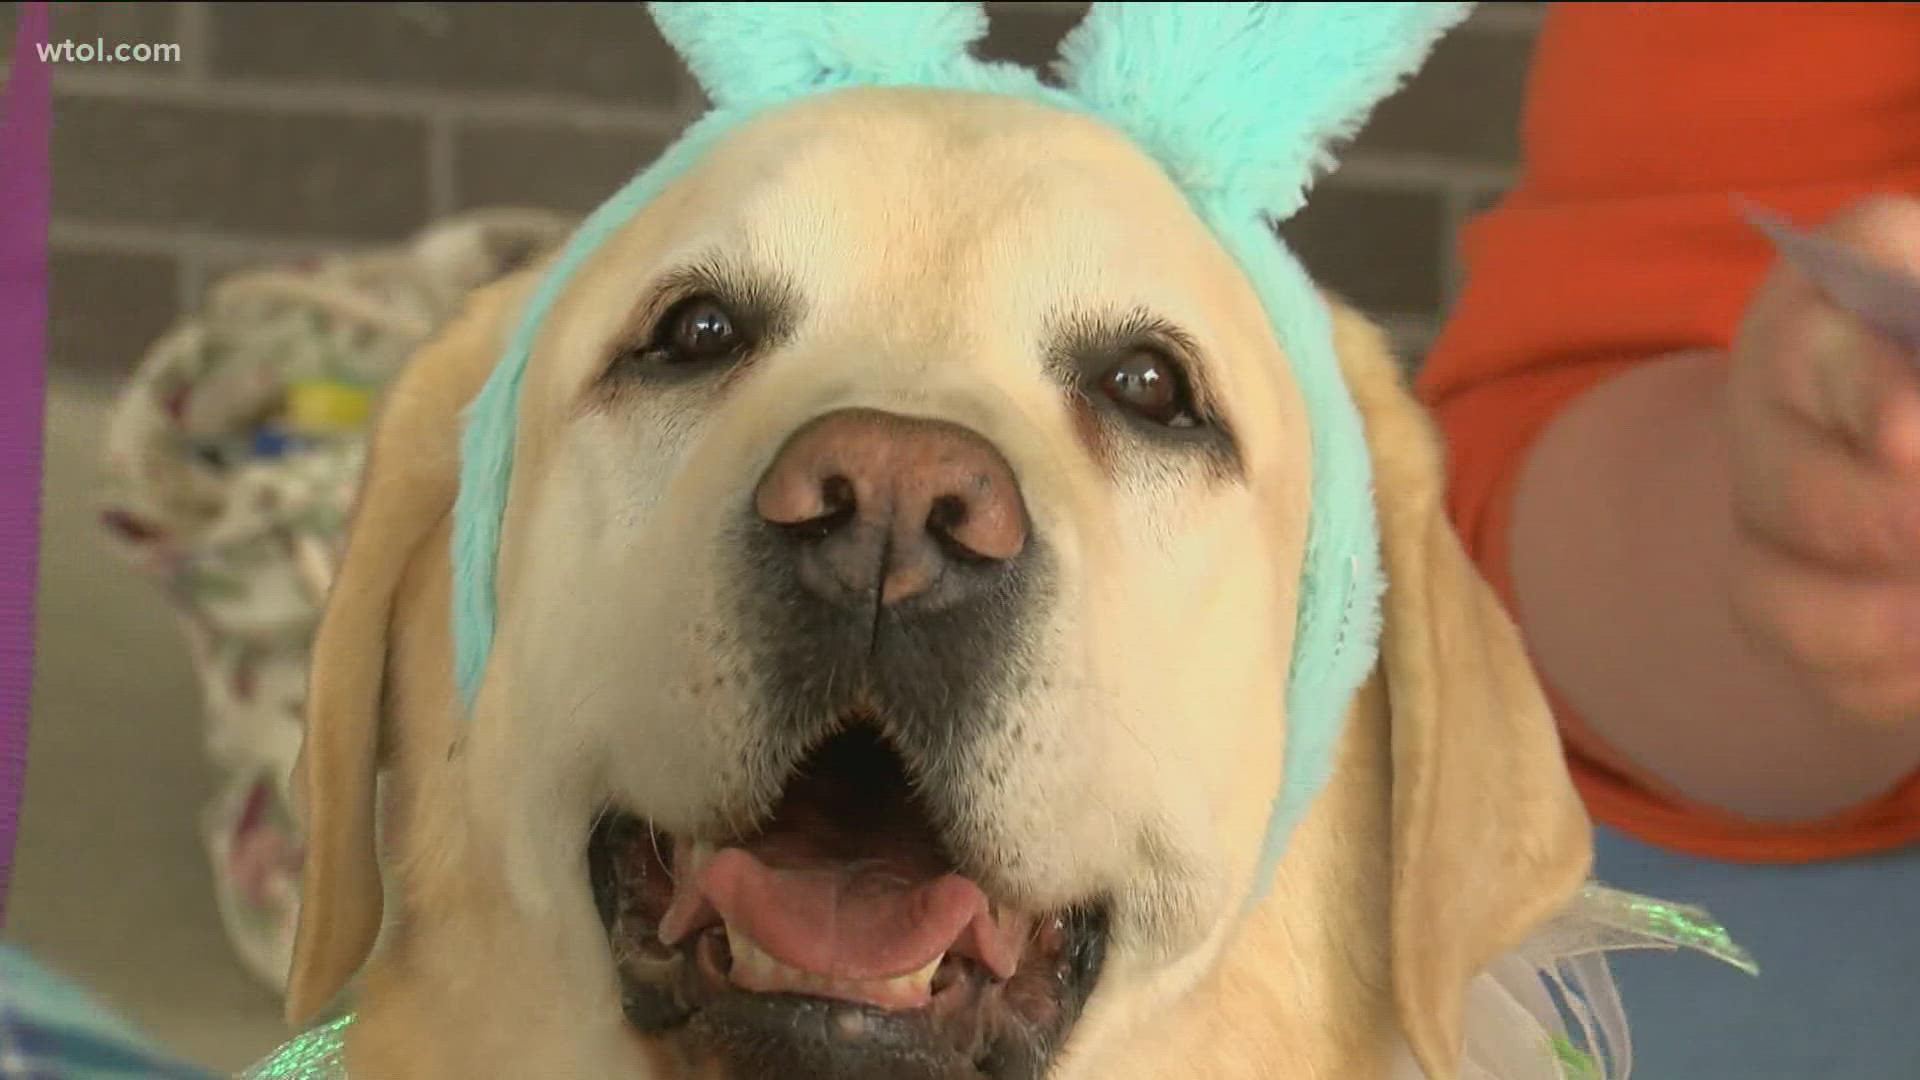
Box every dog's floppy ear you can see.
[283,277,524,1026]
[1330,304,1593,1078]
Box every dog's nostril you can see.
[927,494,968,536]
[766,474,858,544]
[789,475,858,540]
[821,474,857,517]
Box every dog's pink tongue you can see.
[699,848,1009,981]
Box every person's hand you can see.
[1728,195,1920,728]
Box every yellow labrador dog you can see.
[278,42,1597,1080]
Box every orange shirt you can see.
[1415,1,1920,862]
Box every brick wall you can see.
[13,1,1544,385]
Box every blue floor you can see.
[1593,825,1920,1078]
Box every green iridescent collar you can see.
[238,884,1752,1079]
[240,1013,351,1080]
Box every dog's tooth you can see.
[784,962,817,993]
[722,925,941,1007]
[772,960,797,990]
[726,926,766,982]
[688,840,715,872]
[904,954,943,993]
[727,926,821,994]
[870,955,943,1005]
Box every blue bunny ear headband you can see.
[451,1,1470,900]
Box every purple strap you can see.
[0,1,51,926]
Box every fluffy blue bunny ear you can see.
[1055,1,1473,221]
[648,1,993,111]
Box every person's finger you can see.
[1730,388,1920,570]
[1738,195,1920,464]
[1730,533,1920,678]
[1816,195,1920,279]
[1871,360,1920,471]
[1805,197,1920,465]
[1741,277,1920,462]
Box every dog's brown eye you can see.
[658,297,742,364]
[1099,350,1199,428]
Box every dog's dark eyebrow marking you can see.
[1041,306,1243,478]
[586,253,804,409]
[636,254,805,351]
[1042,307,1217,410]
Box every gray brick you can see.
[1354,19,1537,166]
[27,3,1534,361]
[1442,183,1514,305]
[978,2,1085,73]
[1279,183,1447,319]
[49,247,181,384]
[452,121,671,214]
[1461,183,1513,222]
[6,6,189,79]
[53,95,431,240]
[208,2,688,107]
[50,2,182,67]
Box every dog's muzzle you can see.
[736,407,1047,760]
[582,408,1102,1079]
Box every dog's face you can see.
[285,87,1591,1080]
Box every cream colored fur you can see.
[284,87,1591,1079]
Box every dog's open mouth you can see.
[588,727,1107,1078]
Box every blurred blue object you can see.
[1594,825,1920,1076]
[248,426,305,461]
[0,943,217,1079]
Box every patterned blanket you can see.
[96,210,575,995]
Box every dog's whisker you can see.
[1109,710,1159,765]
[647,820,673,886]
[560,675,618,732]
[586,799,617,841]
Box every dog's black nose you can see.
[753,408,1029,611]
